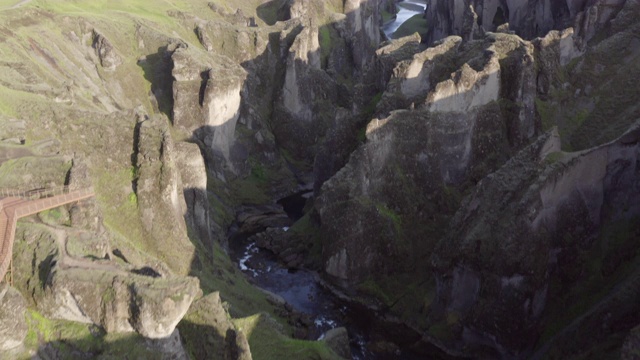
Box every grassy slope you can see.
[0,1,343,358]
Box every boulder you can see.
[195,24,213,51]
[322,327,351,359]
[235,205,291,234]
[130,277,200,339]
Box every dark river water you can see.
[229,231,380,359]
[227,222,453,359]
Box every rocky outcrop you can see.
[316,104,508,283]
[225,328,253,360]
[426,48,500,113]
[67,158,103,233]
[376,35,461,113]
[134,115,195,275]
[322,327,351,359]
[287,0,324,20]
[423,0,629,46]
[144,329,189,360]
[281,23,321,120]
[170,22,296,194]
[174,142,216,251]
[92,30,122,71]
[344,0,382,71]
[171,45,247,176]
[42,266,200,339]
[0,286,28,351]
[178,292,253,360]
[534,27,584,96]
[573,0,628,41]
[272,20,342,165]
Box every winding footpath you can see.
[0,186,94,284]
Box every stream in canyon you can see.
[228,218,425,359]
[227,194,454,359]
[226,3,441,359]
[382,0,428,39]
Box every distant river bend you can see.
[382,0,428,39]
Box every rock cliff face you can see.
[314,0,640,358]
[431,124,640,356]
[317,31,541,285]
[1,0,639,358]
[424,0,628,45]
[272,20,341,165]
[134,115,196,275]
[43,266,200,339]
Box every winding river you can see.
[228,226,436,360]
[382,0,428,39]
[227,3,445,359]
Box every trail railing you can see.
[0,186,95,285]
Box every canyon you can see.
[0,0,638,359]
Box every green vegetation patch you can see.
[381,9,395,24]
[233,314,343,360]
[544,151,565,165]
[38,207,71,226]
[535,97,556,131]
[319,26,334,69]
[375,202,402,235]
[21,309,165,358]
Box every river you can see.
[382,0,428,39]
[228,226,439,359]
[226,3,444,359]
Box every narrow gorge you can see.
[0,0,639,359]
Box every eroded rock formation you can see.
[424,0,629,46]
[42,266,200,339]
